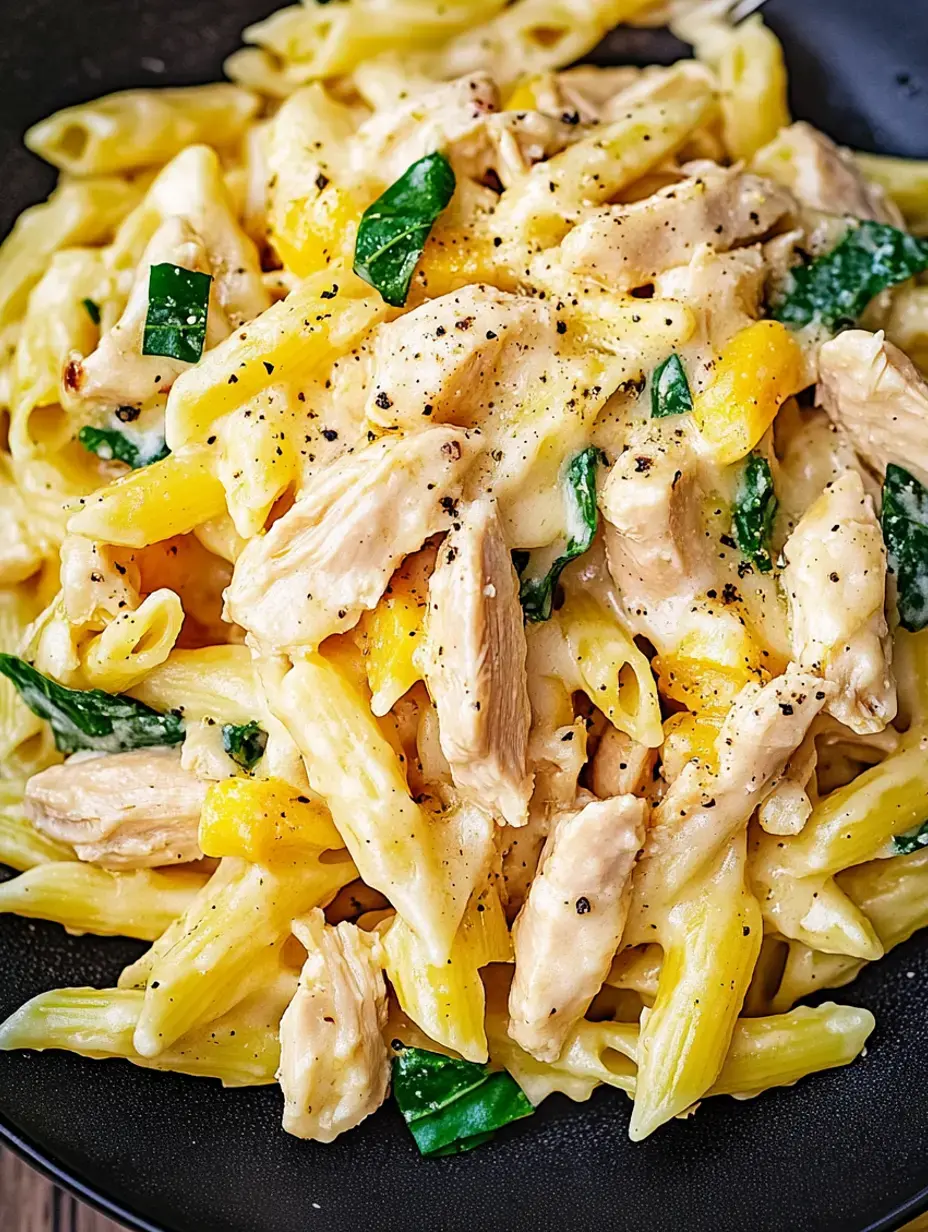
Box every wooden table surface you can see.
[3,1146,928,1232]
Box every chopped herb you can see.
[732,453,777,573]
[650,352,693,418]
[78,424,170,469]
[221,721,268,772]
[142,262,212,364]
[0,655,184,755]
[82,297,101,326]
[893,819,928,854]
[353,152,456,308]
[882,463,928,631]
[517,447,604,622]
[392,1046,533,1157]
[771,220,928,331]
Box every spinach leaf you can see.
[392,1046,533,1157]
[651,352,693,419]
[881,463,928,632]
[771,221,928,331]
[892,819,928,855]
[732,453,777,573]
[518,447,604,623]
[82,297,101,325]
[221,721,268,772]
[353,152,456,308]
[0,655,185,755]
[142,262,212,364]
[78,424,170,469]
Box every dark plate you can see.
[2,2,928,1229]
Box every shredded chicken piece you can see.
[351,73,501,182]
[774,401,873,528]
[756,727,818,836]
[547,66,643,123]
[508,794,647,1062]
[591,726,657,799]
[225,426,476,652]
[365,284,555,431]
[753,122,903,225]
[599,430,712,649]
[351,73,577,189]
[817,329,928,489]
[278,909,389,1142]
[654,244,766,393]
[557,163,794,289]
[636,671,835,911]
[59,536,140,628]
[24,748,206,868]
[499,717,587,912]
[782,470,896,735]
[64,216,231,408]
[419,498,532,827]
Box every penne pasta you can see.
[26,84,259,177]
[67,448,227,547]
[0,176,142,328]
[0,862,209,940]
[133,851,356,1057]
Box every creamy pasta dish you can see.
[3,0,928,1155]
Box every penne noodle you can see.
[133,852,355,1056]
[0,862,209,940]
[26,84,259,177]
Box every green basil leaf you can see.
[771,220,928,331]
[82,297,101,326]
[142,262,212,364]
[221,721,268,772]
[732,453,777,573]
[882,463,928,632]
[353,152,456,308]
[518,447,604,623]
[392,1047,533,1157]
[0,655,185,755]
[892,819,928,855]
[78,424,170,469]
[651,352,693,418]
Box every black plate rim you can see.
[4,1084,928,1232]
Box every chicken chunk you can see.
[753,122,902,224]
[351,73,577,190]
[654,245,767,394]
[225,426,476,652]
[782,470,895,735]
[419,498,532,827]
[24,748,206,868]
[351,73,500,184]
[64,216,232,409]
[59,535,140,628]
[557,164,794,289]
[278,909,389,1142]
[365,284,555,431]
[591,726,657,800]
[508,794,647,1062]
[635,671,835,915]
[817,329,928,488]
[598,431,713,650]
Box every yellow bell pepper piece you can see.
[662,711,721,777]
[355,552,431,717]
[269,183,360,280]
[503,75,543,111]
[654,611,767,717]
[693,321,804,464]
[198,776,343,863]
